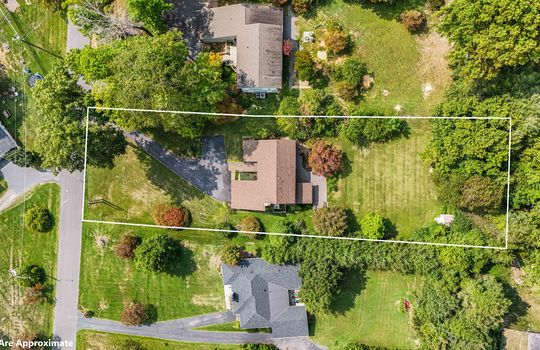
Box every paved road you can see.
[66,20,90,51]
[0,161,58,211]
[125,131,231,202]
[77,311,272,344]
[52,171,84,350]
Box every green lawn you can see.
[76,330,241,350]
[297,0,450,116]
[203,116,280,161]
[0,183,60,336]
[84,145,230,226]
[78,222,226,321]
[330,119,440,238]
[0,1,67,146]
[313,270,422,349]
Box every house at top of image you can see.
[202,3,283,93]
[221,258,309,338]
[228,138,327,212]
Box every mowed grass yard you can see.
[298,0,451,116]
[0,1,67,146]
[84,145,230,226]
[0,184,60,335]
[313,270,422,349]
[331,119,440,238]
[79,222,226,321]
[76,330,241,350]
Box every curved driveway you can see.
[77,311,272,344]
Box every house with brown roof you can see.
[202,3,283,93]
[229,138,326,211]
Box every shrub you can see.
[121,300,148,326]
[19,264,46,288]
[332,57,368,100]
[294,50,317,83]
[152,203,190,227]
[237,216,262,233]
[299,89,326,116]
[24,207,53,232]
[215,221,235,239]
[400,10,425,32]
[242,345,280,350]
[283,39,294,56]
[277,96,300,116]
[359,213,386,239]
[134,233,180,273]
[221,244,242,266]
[428,0,445,11]
[114,234,142,259]
[459,176,504,213]
[324,29,348,55]
[4,149,40,168]
[292,0,314,14]
[115,339,147,350]
[312,207,348,236]
[308,140,343,177]
[24,283,46,304]
[338,118,408,144]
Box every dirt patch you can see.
[416,28,452,111]
[503,329,528,350]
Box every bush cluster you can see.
[221,244,242,266]
[312,207,349,236]
[152,203,190,228]
[236,216,262,233]
[400,10,425,32]
[134,233,180,273]
[25,207,53,232]
[308,140,343,177]
[114,234,142,259]
[121,301,148,326]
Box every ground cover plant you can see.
[0,184,60,339]
[78,222,225,321]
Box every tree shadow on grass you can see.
[165,239,196,277]
[145,304,159,325]
[330,269,367,315]
[502,282,530,328]
[345,208,360,235]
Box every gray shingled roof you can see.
[0,122,17,159]
[204,4,283,90]
[222,258,309,338]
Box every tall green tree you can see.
[70,30,227,138]
[127,0,172,34]
[30,62,126,173]
[438,0,540,82]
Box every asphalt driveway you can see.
[125,131,231,202]
[165,0,214,56]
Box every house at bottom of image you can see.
[221,258,309,338]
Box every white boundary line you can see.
[83,107,512,250]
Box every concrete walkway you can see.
[125,131,231,202]
[52,171,84,349]
[77,311,272,344]
[0,161,58,211]
[66,20,90,51]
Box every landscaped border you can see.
[82,107,512,250]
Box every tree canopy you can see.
[69,30,227,138]
[438,0,540,82]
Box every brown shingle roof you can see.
[231,139,297,211]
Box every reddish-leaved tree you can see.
[308,140,343,177]
[152,203,190,228]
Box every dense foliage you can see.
[134,234,181,273]
[236,216,262,233]
[400,10,425,32]
[294,50,317,84]
[19,265,46,288]
[331,57,368,100]
[299,257,342,313]
[312,207,349,236]
[127,0,171,34]
[358,213,386,239]
[114,234,142,259]
[152,203,191,228]
[220,244,242,266]
[121,301,148,326]
[339,117,407,145]
[24,207,53,232]
[438,0,540,82]
[69,30,227,139]
[4,149,40,168]
[308,140,343,177]
[30,62,126,173]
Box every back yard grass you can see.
[313,270,422,349]
[331,119,440,238]
[84,145,230,226]
[76,330,241,350]
[78,221,226,321]
[0,183,60,336]
[297,0,451,116]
